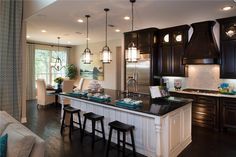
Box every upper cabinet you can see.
[124,27,159,53]
[157,25,190,77]
[217,16,236,79]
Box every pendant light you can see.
[51,37,65,71]
[82,15,93,64]
[100,8,112,64]
[125,0,140,63]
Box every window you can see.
[35,48,68,85]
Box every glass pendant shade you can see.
[82,15,93,64]
[100,46,112,63]
[101,8,112,64]
[82,48,93,64]
[125,0,140,63]
[125,42,140,62]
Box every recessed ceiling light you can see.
[86,38,90,40]
[67,41,71,44]
[222,6,233,11]
[26,35,30,38]
[77,19,83,23]
[124,16,130,20]
[41,29,47,33]
[115,29,120,32]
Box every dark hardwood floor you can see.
[24,100,236,157]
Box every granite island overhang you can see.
[59,89,193,157]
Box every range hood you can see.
[183,21,220,64]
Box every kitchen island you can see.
[59,89,192,157]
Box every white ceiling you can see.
[26,0,236,46]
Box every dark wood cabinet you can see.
[220,40,236,78]
[157,25,189,77]
[124,27,158,53]
[221,98,236,129]
[217,16,236,79]
[170,92,220,130]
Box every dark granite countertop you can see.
[59,89,192,116]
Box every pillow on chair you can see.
[0,134,8,157]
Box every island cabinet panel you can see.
[169,112,181,152]
[170,92,220,130]
[217,16,236,79]
[59,94,192,157]
[221,98,236,129]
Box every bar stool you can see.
[106,120,136,157]
[60,106,82,140]
[81,112,106,149]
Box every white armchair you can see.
[36,79,55,107]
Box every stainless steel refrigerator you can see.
[125,54,150,94]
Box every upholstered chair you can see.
[36,79,55,107]
[60,79,75,105]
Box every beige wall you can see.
[74,39,122,90]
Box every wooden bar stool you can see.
[81,112,106,149]
[60,106,82,140]
[106,120,136,157]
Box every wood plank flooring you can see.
[24,100,236,157]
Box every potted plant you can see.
[54,77,64,91]
[66,64,78,79]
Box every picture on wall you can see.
[80,56,104,81]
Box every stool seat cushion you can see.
[64,106,80,113]
[109,121,134,131]
[83,112,104,120]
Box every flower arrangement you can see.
[54,77,64,84]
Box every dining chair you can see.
[60,79,75,105]
[36,79,55,107]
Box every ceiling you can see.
[26,0,236,46]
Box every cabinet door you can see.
[169,112,181,152]
[220,40,236,78]
[138,31,151,53]
[159,45,172,75]
[172,44,185,76]
[222,99,236,128]
[124,32,138,49]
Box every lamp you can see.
[51,37,65,71]
[125,0,140,63]
[100,8,112,64]
[82,15,93,64]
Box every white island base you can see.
[60,95,192,157]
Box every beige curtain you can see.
[0,0,23,120]
[26,44,36,100]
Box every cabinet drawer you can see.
[192,112,215,121]
[193,103,216,114]
[196,96,217,104]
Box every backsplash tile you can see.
[164,65,236,90]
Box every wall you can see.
[164,65,236,90]
[74,39,122,90]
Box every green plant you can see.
[54,77,64,84]
[66,64,78,79]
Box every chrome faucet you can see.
[127,77,137,95]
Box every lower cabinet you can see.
[170,92,220,130]
[221,98,236,129]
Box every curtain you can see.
[26,44,36,100]
[0,0,23,120]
